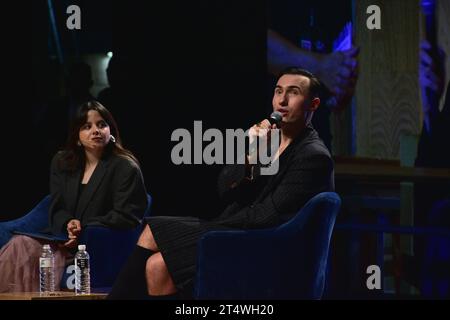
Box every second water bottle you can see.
[75,244,91,295]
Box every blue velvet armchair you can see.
[0,194,152,289]
[194,192,341,300]
[0,195,52,248]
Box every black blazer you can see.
[216,124,334,229]
[48,151,148,235]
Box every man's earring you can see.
[110,135,116,143]
[77,141,82,147]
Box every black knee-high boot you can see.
[107,245,154,300]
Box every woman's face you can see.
[78,110,111,152]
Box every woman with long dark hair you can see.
[0,101,148,292]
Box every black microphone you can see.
[247,111,283,157]
[268,111,283,126]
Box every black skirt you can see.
[144,215,235,294]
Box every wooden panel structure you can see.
[354,0,421,159]
[335,156,450,183]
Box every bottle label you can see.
[40,257,51,268]
[76,258,89,270]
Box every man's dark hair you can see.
[276,67,321,99]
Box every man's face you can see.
[272,74,314,125]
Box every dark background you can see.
[6,0,350,220]
[13,0,268,220]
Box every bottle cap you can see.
[78,244,86,251]
[43,244,50,249]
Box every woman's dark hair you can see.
[276,67,321,99]
[61,100,138,171]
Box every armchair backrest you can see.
[274,191,341,299]
[142,193,152,219]
[0,196,51,248]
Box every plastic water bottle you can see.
[75,244,91,295]
[39,244,55,293]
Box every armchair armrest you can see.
[194,228,288,299]
[79,225,144,288]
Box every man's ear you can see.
[307,97,320,111]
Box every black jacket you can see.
[48,151,148,235]
[216,123,335,229]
